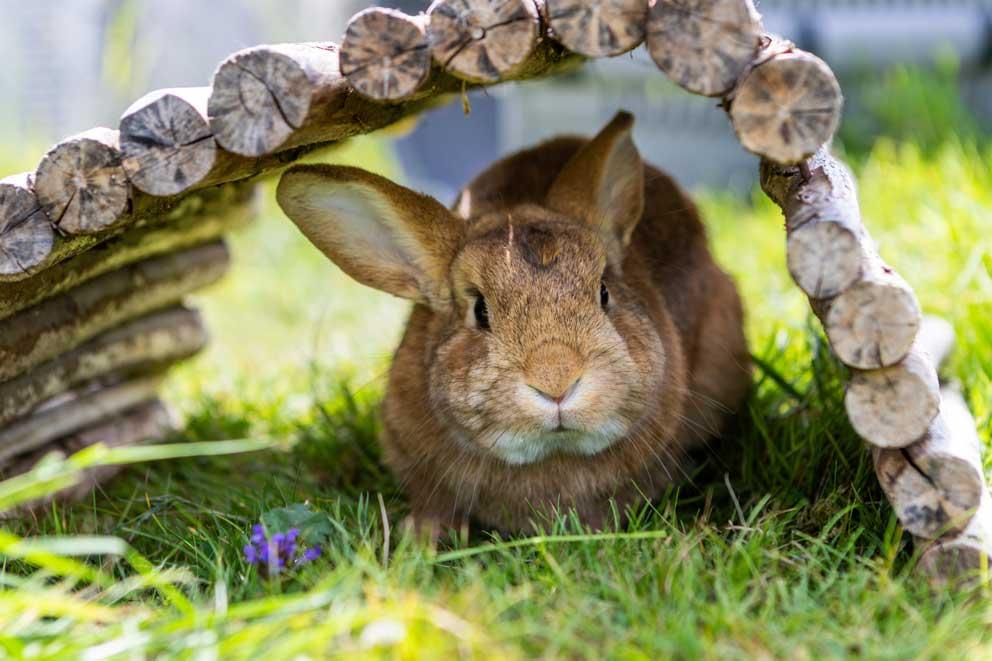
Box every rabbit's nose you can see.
[524,343,584,406]
[529,378,581,406]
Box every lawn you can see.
[2,75,992,657]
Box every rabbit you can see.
[277,111,751,535]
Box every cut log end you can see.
[0,174,55,278]
[731,51,843,164]
[875,448,983,539]
[824,267,921,369]
[120,88,218,196]
[341,8,432,101]
[845,348,940,449]
[34,128,131,235]
[787,220,864,299]
[646,0,762,97]
[547,0,647,58]
[428,0,541,83]
[209,47,321,156]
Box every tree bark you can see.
[0,375,164,465]
[340,9,433,101]
[33,128,132,235]
[0,182,253,321]
[0,173,55,279]
[646,0,763,97]
[209,43,347,157]
[730,47,844,165]
[0,400,173,511]
[427,0,544,84]
[0,242,229,382]
[760,149,872,300]
[812,258,921,370]
[873,388,985,540]
[0,306,207,427]
[845,326,945,450]
[546,0,648,58]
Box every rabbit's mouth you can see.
[480,419,628,466]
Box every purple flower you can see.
[244,524,321,576]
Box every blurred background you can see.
[0,0,990,402]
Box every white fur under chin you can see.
[486,419,628,465]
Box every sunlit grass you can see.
[2,131,991,657]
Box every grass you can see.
[3,125,992,658]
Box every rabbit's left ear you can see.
[546,111,644,260]
[277,164,463,310]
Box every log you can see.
[646,0,763,97]
[0,242,229,382]
[427,0,543,83]
[918,489,992,583]
[0,182,254,321]
[0,173,55,279]
[0,306,207,427]
[34,128,132,235]
[0,375,164,465]
[814,258,922,370]
[209,43,347,157]
[0,400,173,511]
[120,88,220,196]
[340,9,433,101]
[873,388,985,539]
[546,0,648,58]
[730,48,844,165]
[845,341,942,450]
[760,149,872,299]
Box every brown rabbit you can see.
[277,112,751,534]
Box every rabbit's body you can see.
[278,113,751,534]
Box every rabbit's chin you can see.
[473,419,629,466]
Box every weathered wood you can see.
[340,8,433,101]
[546,0,647,58]
[120,87,219,196]
[427,0,543,83]
[814,258,921,369]
[1,400,172,511]
[646,0,763,97]
[209,43,347,157]
[0,182,253,321]
[846,338,942,450]
[873,388,985,539]
[34,128,132,235]
[0,173,55,278]
[730,48,844,165]
[0,306,207,427]
[918,489,992,583]
[916,315,956,377]
[0,375,164,465]
[760,149,871,299]
[0,242,229,382]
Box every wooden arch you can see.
[0,0,986,579]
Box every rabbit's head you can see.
[277,113,670,465]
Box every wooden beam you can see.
[340,8,432,101]
[0,181,253,321]
[0,375,164,465]
[0,242,229,382]
[0,306,207,427]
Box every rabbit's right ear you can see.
[277,165,463,310]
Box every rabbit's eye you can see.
[600,280,610,309]
[474,295,491,330]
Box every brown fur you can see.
[277,113,751,534]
